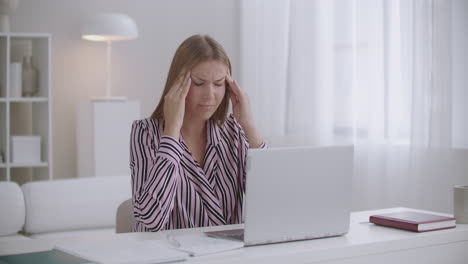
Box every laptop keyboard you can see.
[224,229,244,241]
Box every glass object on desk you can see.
[454,185,468,224]
[21,55,39,96]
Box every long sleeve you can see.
[225,115,267,192]
[129,120,182,231]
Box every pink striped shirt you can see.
[129,114,265,232]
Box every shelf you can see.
[0,33,52,182]
[9,162,48,168]
[9,97,48,103]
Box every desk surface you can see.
[1,207,468,263]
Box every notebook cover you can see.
[369,211,456,232]
[0,249,91,264]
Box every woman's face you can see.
[185,60,227,121]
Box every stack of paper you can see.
[55,237,187,264]
[167,235,244,256]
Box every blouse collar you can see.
[206,118,222,146]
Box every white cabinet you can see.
[77,101,140,177]
[0,33,52,183]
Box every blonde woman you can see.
[130,35,266,231]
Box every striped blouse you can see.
[129,114,265,232]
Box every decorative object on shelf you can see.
[0,0,19,32]
[21,55,39,96]
[454,185,468,224]
[11,135,41,164]
[81,13,138,101]
[9,62,22,97]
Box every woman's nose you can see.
[203,84,215,97]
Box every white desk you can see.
[1,207,467,264]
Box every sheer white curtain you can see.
[240,0,466,212]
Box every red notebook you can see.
[369,211,456,232]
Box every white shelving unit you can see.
[0,33,52,183]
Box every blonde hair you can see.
[151,34,232,124]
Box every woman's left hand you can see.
[226,73,254,129]
[226,72,265,148]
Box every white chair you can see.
[116,198,136,233]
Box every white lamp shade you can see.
[81,13,138,42]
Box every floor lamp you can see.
[81,13,138,101]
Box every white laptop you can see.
[206,146,353,246]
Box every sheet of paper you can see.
[55,237,187,264]
[168,235,244,257]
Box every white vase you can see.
[9,62,22,97]
[0,0,19,33]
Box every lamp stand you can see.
[91,41,127,101]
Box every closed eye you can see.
[193,82,223,87]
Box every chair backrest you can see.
[21,176,131,234]
[0,182,25,236]
[116,199,136,233]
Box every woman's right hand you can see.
[163,71,191,140]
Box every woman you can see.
[130,34,266,232]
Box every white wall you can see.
[10,0,239,179]
[452,0,468,148]
[8,0,468,214]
